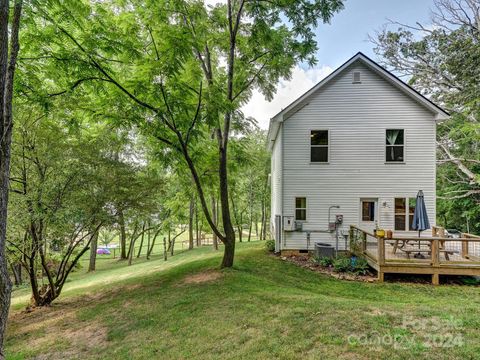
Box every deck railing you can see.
[349,225,480,284]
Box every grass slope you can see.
[6,242,480,360]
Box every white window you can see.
[295,197,306,221]
[386,129,404,162]
[311,130,328,162]
[394,197,416,231]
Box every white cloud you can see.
[241,65,333,129]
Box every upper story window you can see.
[311,130,328,162]
[295,197,306,221]
[386,129,404,162]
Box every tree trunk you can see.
[189,196,194,250]
[127,238,135,265]
[163,237,167,261]
[247,219,252,242]
[212,195,218,250]
[128,223,143,266]
[167,228,172,254]
[221,235,235,269]
[195,199,200,247]
[118,209,127,259]
[218,130,235,268]
[263,199,269,240]
[169,230,175,256]
[136,225,146,258]
[0,1,23,355]
[261,198,267,240]
[146,226,150,259]
[147,228,161,260]
[88,229,99,272]
[10,263,21,285]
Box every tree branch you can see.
[48,77,110,97]
[438,141,478,185]
[56,25,161,114]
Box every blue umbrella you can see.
[411,190,430,236]
[411,190,430,258]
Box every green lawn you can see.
[6,242,480,359]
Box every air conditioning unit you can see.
[283,216,295,231]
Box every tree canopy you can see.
[372,0,480,233]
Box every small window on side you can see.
[295,197,306,221]
[362,201,375,221]
[311,130,328,163]
[353,71,361,83]
[386,129,404,162]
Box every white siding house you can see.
[268,53,449,254]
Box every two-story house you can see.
[268,52,449,254]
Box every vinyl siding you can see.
[270,124,283,246]
[275,61,437,250]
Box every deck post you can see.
[378,237,385,266]
[378,271,384,282]
[431,240,440,285]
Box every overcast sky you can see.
[238,0,436,129]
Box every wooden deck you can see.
[350,225,480,284]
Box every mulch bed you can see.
[276,254,377,282]
[273,253,480,286]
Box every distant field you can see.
[7,241,480,359]
[97,229,262,260]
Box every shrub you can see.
[332,255,370,274]
[352,257,369,275]
[314,256,333,267]
[265,240,275,252]
[333,256,351,272]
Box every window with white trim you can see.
[394,197,416,231]
[295,197,306,221]
[311,130,328,162]
[386,129,404,162]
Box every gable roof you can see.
[267,52,449,149]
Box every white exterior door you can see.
[359,198,378,233]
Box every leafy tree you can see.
[6,104,115,305]
[372,0,480,233]
[23,0,344,267]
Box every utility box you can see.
[294,221,303,231]
[283,216,295,231]
[335,214,344,224]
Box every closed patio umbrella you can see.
[411,190,430,258]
